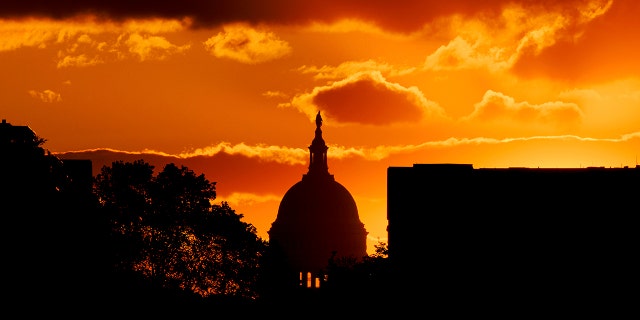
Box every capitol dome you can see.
[268,111,367,285]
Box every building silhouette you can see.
[1,118,38,145]
[387,163,639,308]
[1,119,93,201]
[1,119,99,305]
[267,112,368,290]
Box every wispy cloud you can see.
[217,192,282,207]
[55,132,640,163]
[125,32,190,61]
[28,89,62,103]
[423,0,613,72]
[297,59,416,81]
[203,23,291,64]
[461,90,584,126]
[57,53,104,68]
[178,142,307,165]
[0,17,190,67]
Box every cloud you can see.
[125,33,190,61]
[298,59,416,81]
[302,19,403,36]
[28,89,62,103]
[424,36,512,72]
[0,1,604,34]
[54,32,106,67]
[423,0,613,72]
[332,131,640,161]
[556,81,640,135]
[558,88,603,102]
[286,71,447,125]
[462,90,584,126]
[0,16,185,51]
[57,131,640,171]
[219,192,282,207]
[513,1,639,81]
[1,16,191,67]
[1,0,618,72]
[203,24,291,64]
[58,143,307,165]
[55,31,190,67]
[57,53,104,68]
[0,18,55,51]
[178,142,307,165]
[0,1,488,32]
[263,90,289,99]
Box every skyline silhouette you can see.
[4,117,638,310]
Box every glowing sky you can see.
[2,0,639,254]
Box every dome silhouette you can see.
[268,111,367,282]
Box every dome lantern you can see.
[307,111,330,178]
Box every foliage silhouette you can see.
[324,241,391,296]
[94,160,268,302]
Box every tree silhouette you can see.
[324,240,390,294]
[94,159,154,276]
[94,160,268,303]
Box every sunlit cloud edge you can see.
[54,131,640,163]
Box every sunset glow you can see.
[2,0,639,254]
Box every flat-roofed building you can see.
[387,163,639,308]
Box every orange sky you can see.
[2,0,639,254]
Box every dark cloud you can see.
[312,74,430,125]
[0,0,563,32]
[57,148,303,196]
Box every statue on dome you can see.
[315,111,322,128]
